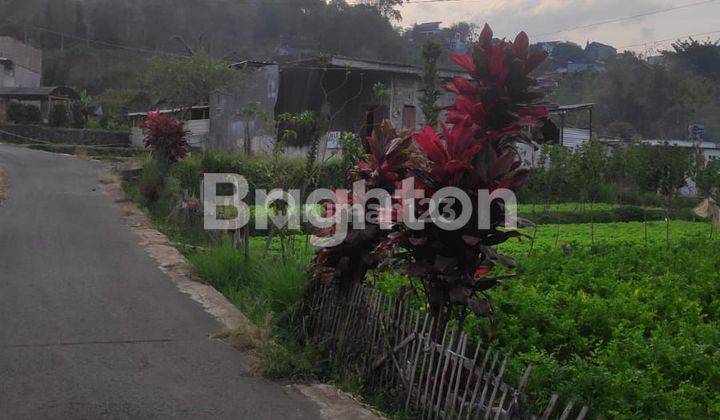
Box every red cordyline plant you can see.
[143,112,189,164]
[312,24,549,333]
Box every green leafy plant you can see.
[49,103,69,127]
[419,39,442,128]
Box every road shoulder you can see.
[101,165,384,420]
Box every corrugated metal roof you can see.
[283,55,467,78]
[552,103,595,112]
[0,86,80,99]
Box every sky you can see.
[398,0,720,54]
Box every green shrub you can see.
[138,157,165,203]
[49,103,68,127]
[6,101,26,123]
[24,104,42,124]
[6,102,41,124]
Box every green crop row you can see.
[379,221,720,418]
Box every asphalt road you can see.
[0,145,320,419]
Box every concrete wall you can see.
[0,37,42,87]
[0,124,130,146]
[209,65,279,152]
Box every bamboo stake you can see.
[436,332,463,417]
[463,347,493,420]
[469,351,499,419]
[540,394,559,420]
[415,317,436,409]
[482,357,508,420]
[558,400,575,420]
[422,322,449,417]
[457,342,487,418]
[406,313,431,411]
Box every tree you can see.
[419,40,442,128]
[146,49,246,108]
[694,156,720,199]
[551,42,585,63]
[358,0,404,21]
[666,38,720,79]
[574,140,608,203]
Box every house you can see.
[601,138,720,163]
[208,61,280,155]
[414,22,442,38]
[559,61,607,75]
[206,56,465,156]
[0,37,42,88]
[535,41,561,55]
[585,42,616,62]
[0,86,79,124]
[518,103,595,167]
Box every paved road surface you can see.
[0,145,320,419]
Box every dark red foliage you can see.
[143,112,189,163]
[312,24,548,327]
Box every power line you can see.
[533,0,719,39]
[0,16,182,57]
[618,29,720,49]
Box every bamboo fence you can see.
[302,283,589,420]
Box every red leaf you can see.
[525,50,549,74]
[513,32,529,58]
[479,23,493,49]
[413,126,448,164]
[450,53,477,76]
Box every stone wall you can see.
[0,124,130,146]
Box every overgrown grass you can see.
[188,239,324,379]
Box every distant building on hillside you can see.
[415,22,442,37]
[0,37,42,88]
[449,31,468,53]
[585,42,616,62]
[535,41,561,55]
[559,61,608,75]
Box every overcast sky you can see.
[398,0,720,54]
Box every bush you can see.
[143,112,189,165]
[49,103,68,127]
[169,150,347,202]
[25,105,42,124]
[6,102,42,124]
[6,101,27,123]
[138,157,165,203]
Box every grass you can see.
[189,238,328,379]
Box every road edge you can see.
[99,165,385,420]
